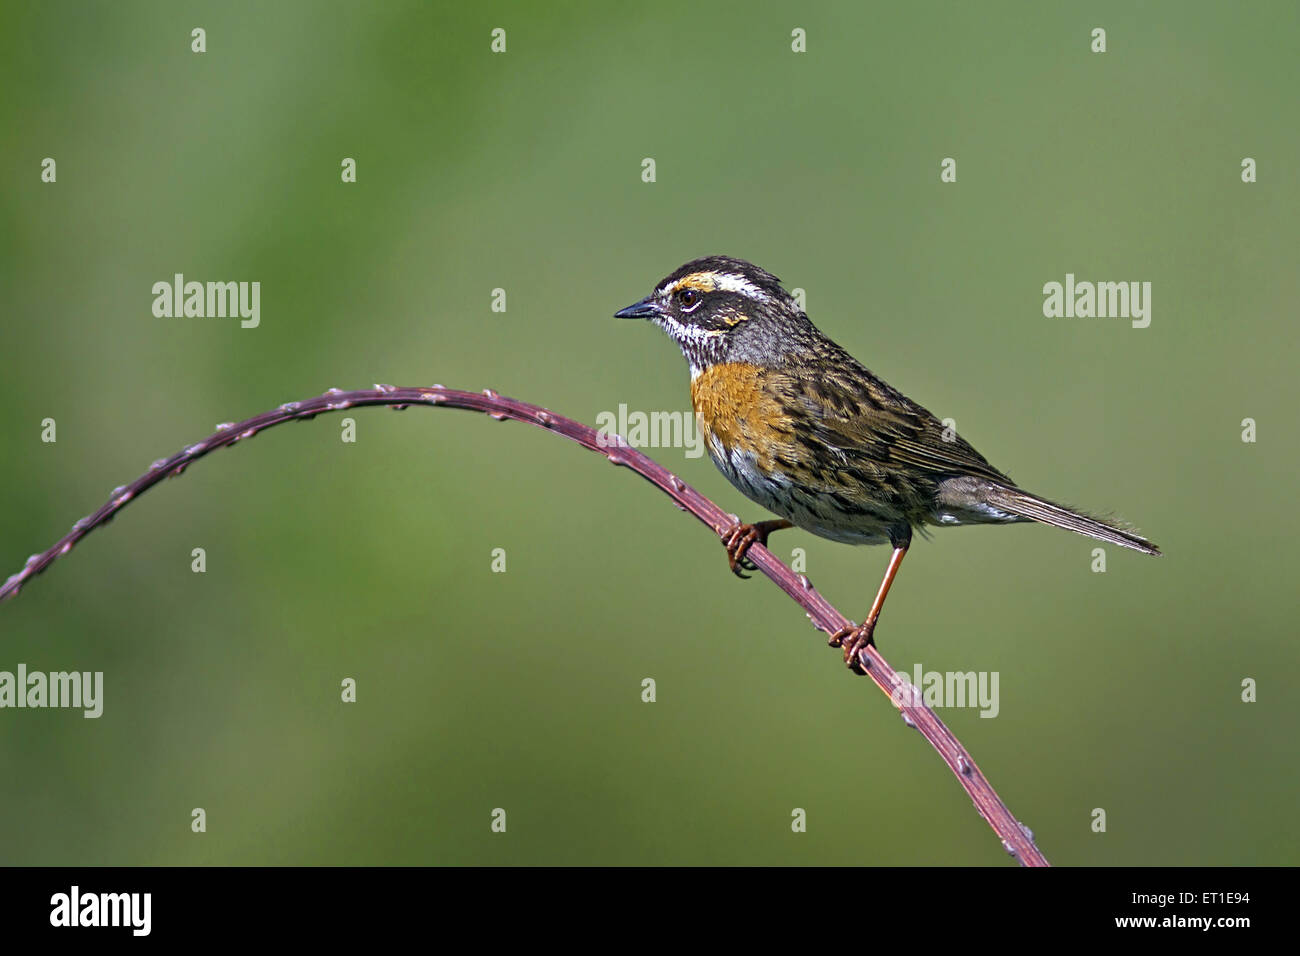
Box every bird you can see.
[614,256,1160,672]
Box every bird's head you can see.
[614,256,803,374]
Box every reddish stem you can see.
[1,385,1048,866]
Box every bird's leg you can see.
[830,544,908,673]
[722,519,794,579]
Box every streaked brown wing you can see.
[768,364,1013,485]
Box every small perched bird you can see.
[615,256,1160,671]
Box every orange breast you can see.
[690,362,791,470]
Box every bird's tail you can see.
[983,484,1161,556]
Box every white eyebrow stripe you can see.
[702,271,768,298]
[660,271,772,300]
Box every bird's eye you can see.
[678,289,701,311]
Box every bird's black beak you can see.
[614,297,663,320]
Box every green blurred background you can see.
[1,1,1296,865]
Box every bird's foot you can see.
[722,522,763,578]
[828,621,876,674]
[721,519,790,579]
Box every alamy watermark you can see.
[595,404,704,458]
[50,886,150,935]
[0,663,103,718]
[151,273,260,328]
[892,663,999,718]
[1042,273,1151,328]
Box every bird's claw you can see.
[829,621,876,674]
[722,522,763,579]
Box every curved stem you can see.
[1,384,1048,866]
